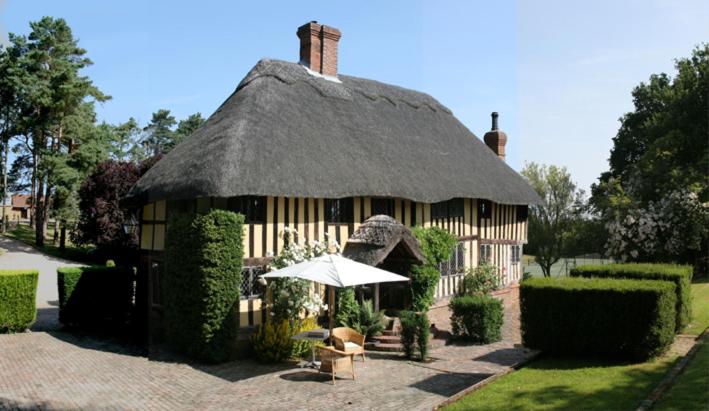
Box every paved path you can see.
[0,291,535,410]
[0,236,82,331]
[0,236,82,309]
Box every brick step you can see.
[381,329,400,337]
[371,335,401,344]
[367,342,404,352]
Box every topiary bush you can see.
[570,263,693,332]
[449,295,503,343]
[400,310,430,361]
[521,277,676,361]
[57,266,135,328]
[0,270,38,333]
[164,209,243,363]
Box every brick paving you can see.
[0,288,535,411]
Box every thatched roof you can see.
[126,59,541,205]
[342,215,425,267]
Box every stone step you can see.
[382,329,400,336]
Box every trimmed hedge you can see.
[449,295,503,344]
[521,277,676,360]
[0,270,38,333]
[570,263,693,332]
[164,209,244,363]
[57,266,135,327]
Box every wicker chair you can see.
[318,346,355,385]
[332,327,366,362]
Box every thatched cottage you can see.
[126,21,540,331]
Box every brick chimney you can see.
[483,112,507,161]
[297,21,341,77]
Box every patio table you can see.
[292,328,330,368]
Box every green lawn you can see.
[444,356,679,411]
[654,340,709,411]
[4,223,94,264]
[685,277,709,336]
[445,279,709,411]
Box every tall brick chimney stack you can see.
[297,21,341,77]
[483,112,507,161]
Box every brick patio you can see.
[0,288,535,410]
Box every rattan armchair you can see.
[318,346,355,385]
[332,327,366,362]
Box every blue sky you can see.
[2,0,708,192]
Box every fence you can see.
[523,254,613,277]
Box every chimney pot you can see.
[483,112,507,162]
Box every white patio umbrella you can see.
[260,253,409,344]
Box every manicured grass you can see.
[523,256,613,277]
[685,277,709,335]
[4,224,94,264]
[653,340,709,411]
[444,356,679,411]
[446,278,709,410]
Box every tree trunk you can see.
[53,219,59,245]
[1,138,7,234]
[29,151,37,228]
[35,176,44,247]
[59,222,66,251]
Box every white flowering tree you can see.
[606,186,709,265]
[267,228,339,323]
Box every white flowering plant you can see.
[267,227,340,323]
[605,186,708,264]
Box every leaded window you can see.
[479,200,492,219]
[431,199,464,220]
[325,198,354,223]
[240,266,264,299]
[371,198,395,217]
[439,241,466,277]
[516,205,528,222]
[479,244,492,264]
[229,196,267,223]
[511,245,522,264]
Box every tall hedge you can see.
[521,277,676,361]
[0,270,38,333]
[449,294,503,344]
[570,263,692,332]
[57,266,135,327]
[164,209,244,363]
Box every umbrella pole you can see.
[329,286,335,346]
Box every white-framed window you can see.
[511,245,522,264]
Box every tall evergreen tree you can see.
[142,109,176,156]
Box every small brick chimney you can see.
[483,112,507,161]
[297,21,341,77]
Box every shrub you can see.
[164,210,243,363]
[449,295,503,343]
[252,318,293,363]
[416,312,430,361]
[520,277,676,360]
[570,263,692,332]
[461,263,501,296]
[336,287,359,327]
[0,270,38,333]
[400,311,417,359]
[57,266,135,328]
[290,317,321,359]
[344,299,385,340]
[400,310,429,361]
[410,226,457,311]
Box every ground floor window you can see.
[479,244,492,264]
[511,245,522,264]
[240,266,264,299]
[439,241,466,276]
